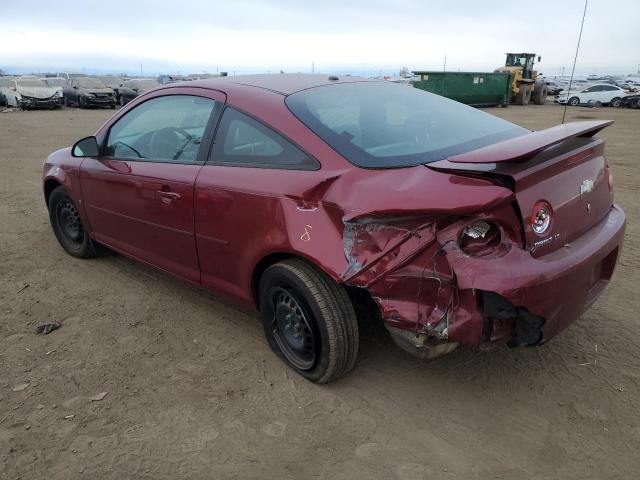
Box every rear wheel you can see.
[568,96,580,106]
[609,97,621,107]
[48,186,96,258]
[119,95,127,107]
[515,85,531,105]
[259,259,359,383]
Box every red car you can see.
[43,75,625,383]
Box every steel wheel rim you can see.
[270,287,316,370]
[57,200,84,246]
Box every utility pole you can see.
[443,54,447,72]
[311,61,315,74]
[140,64,143,77]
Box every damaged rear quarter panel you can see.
[332,167,517,345]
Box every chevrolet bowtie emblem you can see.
[580,179,594,195]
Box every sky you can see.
[1,0,638,77]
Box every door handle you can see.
[157,190,181,203]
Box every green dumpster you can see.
[412,71,512,107]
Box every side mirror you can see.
[133,88,139,92]
[72,136,99,157]
[538,56,541,62]
[73,85,78,89]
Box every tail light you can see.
[606,166,613,193]
[531,201,552,235]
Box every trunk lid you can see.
[428,121,614,257]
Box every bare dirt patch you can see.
[1,104,639,479]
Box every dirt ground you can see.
[0,102,638,480]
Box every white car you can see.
[0,77,61,109]
[555,84,629,107]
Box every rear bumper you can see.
[382,204,625,355]
[446,204,626,346]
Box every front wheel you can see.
[48,186,96,258]
[568,96,580,106]
[259,259,359,383]
[609,97,621,107]
[119,96,126,107]
[515,85,531,105]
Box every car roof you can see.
[185,73,375,95]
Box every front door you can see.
[80,92,222,283]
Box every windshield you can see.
[77,78,108,89]
[16,78,49,88]
[286,82,527,168]
[98,76,122,87]
[45,78,66,87]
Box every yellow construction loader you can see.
[495,53,547,105]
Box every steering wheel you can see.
[149,127,192,159]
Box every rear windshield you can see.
[285,82,527,168]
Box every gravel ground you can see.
[0,103,639,479]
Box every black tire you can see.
[48,186,96,258]
[515,85,531,105]
[532,82,547,105]
[609,97,621,107]
[259,259,359,383]
[119,95,126,107]
[568,96,580,106]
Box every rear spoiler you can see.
[448,120,613,164]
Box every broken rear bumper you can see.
[380,204,625,354]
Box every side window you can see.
[104,95,216,163]
[211,108,318,170]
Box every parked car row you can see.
[0,75,162,110]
